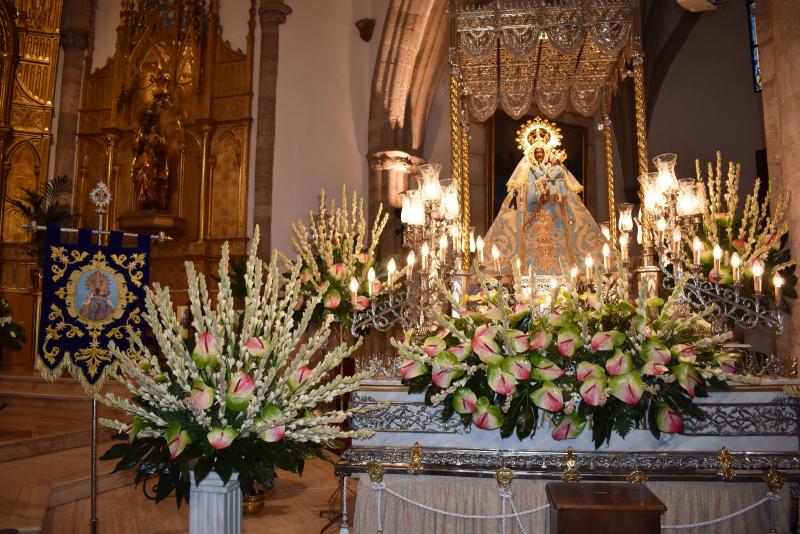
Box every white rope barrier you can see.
[660,492,781,530]
[369,481,782,534]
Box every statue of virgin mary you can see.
[484,117,607,276]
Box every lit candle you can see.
[569,265,578,286]
[619,232,629,263]
[514,257,521,273]
[774,272,784,303]
[752,260,764,295]
[367,267,376,297]
[407,251,415,279]
[712,244,722,281]
[602,243,611,271]
[600,223,611,241]
[421,242,430,270]
[585,254,594,284]
[672,227,682,257]
[439,234,449,261]
[387,257,396,288]
[349,277,358,306]
[656,217,667,246]
[549,276,559,302]
[692,237,702,267]
[451,224,461,250]
[469,230,476,254]
[731,252,741,284]
[476,236,485,264]
[491,244,500,272]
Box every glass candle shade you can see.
[399,191,411,224]
[440,181,460,220]
[676,178,703,218]
[418,163,443,202]
[618,203,634,233]
[652,153,679,195]
[639,172,666,215]
[600,223,611,241]
[406,190,425,226]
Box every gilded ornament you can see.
[367,462,385,483]
[407,442,423,475]
[495,466,514,489]
[717,447,736,481]
[562,447,581,483]
[764,468,784,494]
[627,468,648,485]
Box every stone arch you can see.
[367,0,447,252]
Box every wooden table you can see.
[546,482,667,534]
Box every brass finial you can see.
[408,442,423,475]
[764,468,785,494]
[627,468,648,485]
[562,447,581,483]
[496,466,514,489]
[717,447,736,481]
[367,462,384,483]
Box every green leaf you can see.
[193,455,214,486]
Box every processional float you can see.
[338,1,799,532]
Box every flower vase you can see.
[189,471,242,534]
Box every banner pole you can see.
[91,396,98,534]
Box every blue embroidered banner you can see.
[38,227,150,394]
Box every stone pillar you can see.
[366,150,425,255]
[757,1,800,371]
[53,29,88,181]
[253,0,291,257]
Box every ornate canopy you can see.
[454,0,638,121]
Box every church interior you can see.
[1,0,800,533]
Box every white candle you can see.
[421,243,430,270]
[514,257,521,273]
[367,267,376,296]
[407,251,415,279]
[476,236,485,264]
[349,277,358,306]
[672,227,682,257]
[451,225,461,251]
[656,217,667,246]
[439,234,448,261]
[712,244,722,280]
[585,254,594,284]
[469,230,476,254]
[692,237,702,267]
[569,265,578,286]
[619,232,629,262]
[752,260,764,294]
[387,257,396,288]
[730,252,741,283]
[602,243,611,270]
[774,271,784,303]
[491,244,500,272]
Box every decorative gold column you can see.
[460,123,471,259]
[103,129,119,232]
[603,115,617,245]
[197,120,215,241]
[633,59,648,178]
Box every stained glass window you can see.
[747,0,761,92]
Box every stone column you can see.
[253,0,291,257]
[366,150,425,256]
[757,1,800,371]
[53,29,88,181]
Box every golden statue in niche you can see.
[131,107,170,211]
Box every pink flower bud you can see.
[190,380,215,411]
[551,413,586,440]
[166,422,192,459]
[473,397,504,430]
[530,381,564,412]
[324,289,342,309]
[656,403,683,433]
[287,367,312,393]
[244,337,269,358]
[207,427,238,450]
[226,372,255,412]
[192,332,219,369]
[608,373,644,405]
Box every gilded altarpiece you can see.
[0,0,63,289]
[75,0,255,289]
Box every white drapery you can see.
[353,474,791,533]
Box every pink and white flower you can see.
[288,367,313,393]
[590,331,625,351]
[355,295,370,311]
[190,380,215,411]
[431,352,463,389]
[329,263,345,280]
[608,373,644,405]
[192,331,219,369]
[166,422,191,459]
[226,372,255,412]
[399,359,428,380]
[324,289,341,309]
[605,349,633,376]
[503,329,530,354]
[259,405,285,442]
[487,364,517,396]
[640,339,671,364]
[656,403,683,433]
[244,337,269,358]
[422,336,446,357]
[576,361,605,382]
[556,325,583,357]
[641,361,668,376]
[473,397,504,430]
[579,377,606,406]
[207,427,239,450]
[449,343,472,362]
[529,328,552,350]
[530,381,564,412]
[531,358,565,381]
[670,344,697,364]
[673,364,703,398]
[502,356,532,381]
[452,388,478,414]
[472,325,503,365]
[551,413,587,440]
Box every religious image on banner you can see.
[38,227,150,394]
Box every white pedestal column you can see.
[189,471,242,534]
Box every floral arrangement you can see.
[0,297,25,353]
[100,227,376,505]
[290,187,389,329]
[686,152,796,302]
[392,263,738,448]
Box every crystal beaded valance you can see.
[455,0,637,121]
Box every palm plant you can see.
[5,175,74,265]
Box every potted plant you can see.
[4,174,74,288]
[99,226,376,533]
